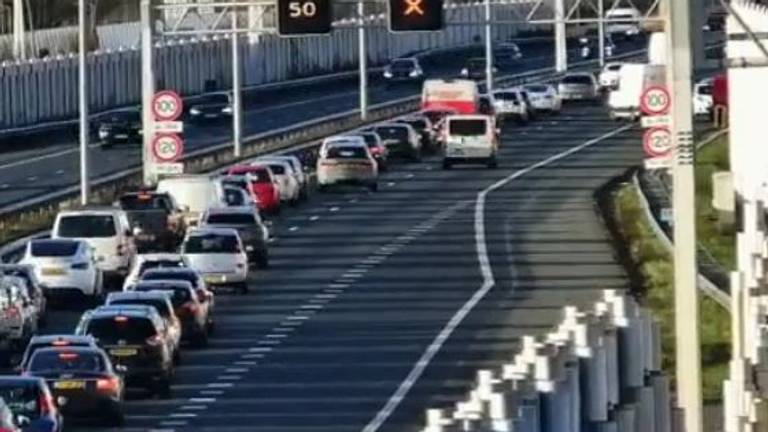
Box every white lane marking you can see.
[289,226,299,232]
[286,315,311,321]
[189,398,216,403]
[179,405,207,411]
[281,320,305,326]
[329,206,340,212]
[315,293,337,299]
[258,339,282,345]
[310,216,320,221]
[341,273,365,279]
[329,283,350,288]
[55,169,64,175]
[218,375,241,381]
[170,413,198,418]
[274,326,296,332]
[406,173,414,178]
[324,288,345,294]
[200,390,224,396]
[248,347,273,353]
[266,333,288,339]
[240,353,264,359]
[361,124,633,432]
[26,176,37,181]
[386,182,396,187]
[300,304,324,310]
[206,383,233,388]
[158,421,187,427]
[336,278,356,283]
[225,368,249,373]
[349,198,359,203]
[309,298,328,304]
[0,184,8,189]
[234,361,258,366]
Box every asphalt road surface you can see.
[30,100,642,431]
[0,39,648,209]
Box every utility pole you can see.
[78,0,90,205]
[141,0,156,186]
[232,10,242,158]
[484,0,493,93]
[666,0,703,426]
[554,0,567,72]
[12,0,24,59]
[598,0,605,67]
[358,0,368,120]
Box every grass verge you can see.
[612,183,730,402]
[696,134,734,270]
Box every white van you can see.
[608,63,646,120]
[442,115,499,169]
[52,208,137,282]
[606,7,641,38]
[156,175,225,227]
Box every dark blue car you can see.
[0,377,62,432]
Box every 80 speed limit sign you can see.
[152,134,184,162]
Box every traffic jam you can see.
[0,38,714,429]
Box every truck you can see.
[421,79,480,114]
[608,63,665,121]
[117,191,187,253]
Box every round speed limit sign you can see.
[640,86,671,116]
[152,134,184,162]
[152,90,183,121]
[643,127,672,158]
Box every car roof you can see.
[136,253,185,262]
[187,227,240,237]
[325,141,367,149]
[447,114,491,121]
[90,304,158,317]
[143,267,197,275]
[30,346,106,358]
[133,279,194,289]
[29,334,96,345]
[205,206,255,216]
[108,291,170,301]
[57,207,122,216]
[0,376,46,386]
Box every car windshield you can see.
[525,85,549,93]
[107,111,139,123]
[141,270,199,288]
[199,94,229,105]
[404,120,427,131]
[206,213,256,225]
[359,134,377,147]
[562,75,593,85]
[133,286,192,307]
[606,64,622,71]
[468,59,485,69]
[229,168,270,183]
[494,92,518,101]
[184,234,239,254]
[110,299,170,319]
[327,146,367,159]
[57,215,116,238]
[697,84,713,95]
[449,119,487,136]
[0,384,41,419]
[422,111,452,123]
[375,127,408,141]
[28,350,106,373]
[30,240,79,257]
[119,194,172,212]
[391,60,415,69]
[85,316,157,344]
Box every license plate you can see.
[115,134,128,139]
[109,348,138,357]
[204,114,218,119]
[54,380,85,390]
[137,234,155,242]
[204,275,225,284]
[42,267,66,276]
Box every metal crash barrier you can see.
[421,290,672,432]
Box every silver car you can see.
[317,142,379,192]
[558,73,600,102]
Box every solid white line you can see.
[274,326,296,332]
[386,182,396,187]
[361,124,633,432]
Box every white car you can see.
[122,253,188,291]
[0,275,38,351]
[319,135,367,158]
[442,115,499,169]
[181,228,249,294]
[260,155,308,200]
[492,89,530,123]
[523,84,562,113]
[156,175,226,227]
[20,239,103,299]
[253,158,301,205]
[599,62,624,89]
[693,78,714,117]
[317,142,379,192]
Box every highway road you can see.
[28,100,642,431]
[0,38,646,209]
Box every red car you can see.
[227,165,281,214]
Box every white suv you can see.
[52,208,137,285]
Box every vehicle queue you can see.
[0,54,620,431]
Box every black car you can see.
[354,132,388,171]
[460,58,497,80]
[0,376,63,432]
[200,207,269,269]
[131,280,213,347]
[75,306,174,397]
[25,347,124,426]
[383,58,424,85]
[369,124,421,161]
[117,192,187,252]
[394,116,436,153]
[188,93,233,122]
[97,110,142,148]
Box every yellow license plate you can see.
[42,267,67,276]
[54,380,85,390]
[204,275,225,284]
[109,348,138,357]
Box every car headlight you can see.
[409,70,420,78]
[98,130,109,139]
[222,106,233,114]
[190,108,201,115]
[460,68,468,76]
[383,70,393,78]
[246,245,254,251]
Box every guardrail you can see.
[0,48,648,260]
[420,289,672,432]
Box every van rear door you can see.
[445,118,493,158]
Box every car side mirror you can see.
[15,414,31,427]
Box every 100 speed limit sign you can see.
[640,86,671,116]
[152,134,184,162]
[152,90,183,121]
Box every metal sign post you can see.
[358,0,368,120]
[141,0,156,186]
[484,0,493,93]
[78,0,90,205]
[232,11,243,158]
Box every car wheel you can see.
[237,282,249,295]
[193,330,209,348]
[154,375,172,399]
[257,252,269,269]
